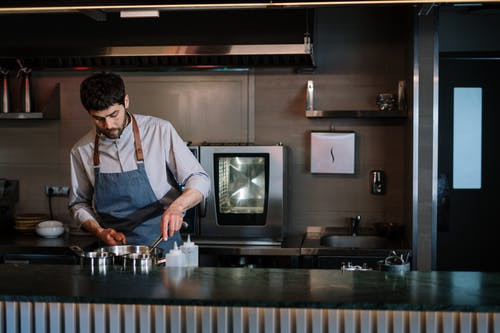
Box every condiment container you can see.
[164,242,186,267]
[180,234,198,267]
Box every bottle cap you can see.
[181,234,196,248]
[167,242,183,255]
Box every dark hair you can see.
[80,72,126,111]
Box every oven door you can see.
[199,146,284,242]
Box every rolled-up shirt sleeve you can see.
[69,147,99,227]
[165,122,211,199]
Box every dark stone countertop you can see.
[0,230,98,256]
[1,264,500,312]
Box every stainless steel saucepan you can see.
[69,246,115,266]
[70,221,188,264]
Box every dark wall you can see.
[254,6,414,238]
[440,6,500,52]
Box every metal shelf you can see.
[0,112,43,119]
[305,109,407,119]
[305,80,408,119]
[0,83,60,120]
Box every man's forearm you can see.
[69,203,99,229]
[167,188,203,214]
[81,219,104,236]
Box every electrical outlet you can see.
[45,186,70,197]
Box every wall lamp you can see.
[120,10,160,18]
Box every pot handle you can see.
[155,258,166,266]
[69,245,85,257]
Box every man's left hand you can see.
[160,205,184,240]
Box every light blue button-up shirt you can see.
[69,114,210,227]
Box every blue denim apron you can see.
[92,114,182,251]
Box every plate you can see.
[15,213,49,232]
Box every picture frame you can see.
[310,131,356,174]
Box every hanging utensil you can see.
[1,67,10,114]
[16,59,33,113]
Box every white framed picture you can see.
[311,132,356,174]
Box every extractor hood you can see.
[0,42,314,69]
[0,9,315,69]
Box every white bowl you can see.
[36,220,65,238]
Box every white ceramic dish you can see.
[36,220,65,238]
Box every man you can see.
[69,72,210,251]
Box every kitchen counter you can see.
[0,230,97,264]
[0,230,97,251]
[0,264,499,312]
[1,264,499,332]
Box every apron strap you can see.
[131,114,144,162]
[93,133,100,166]
[93,113,143,166]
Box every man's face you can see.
[89,95,129,139]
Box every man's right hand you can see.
[96,228,127,245]
[82,220,126,246]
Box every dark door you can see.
[438,58,500,271]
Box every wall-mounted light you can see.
[120,10,159,18]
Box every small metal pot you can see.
[377,260,410,273]
[122,253,154,273]
[377,251,410,273]
[80,251,114,266]
[69,246,114,272]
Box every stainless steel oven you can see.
[199,145,285,244]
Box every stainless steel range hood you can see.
[0,7,315,69]
[0,42,314,69]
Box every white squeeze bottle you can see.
[180,234,199,267]
[164,242,187,267]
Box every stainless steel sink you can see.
[320,235,390,249]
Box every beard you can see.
[102,128,124,139]
[99,113,128,139]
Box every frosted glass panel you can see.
[217,156,266,214]
[453,87,482,189]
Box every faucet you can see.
[351,215,361,236]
